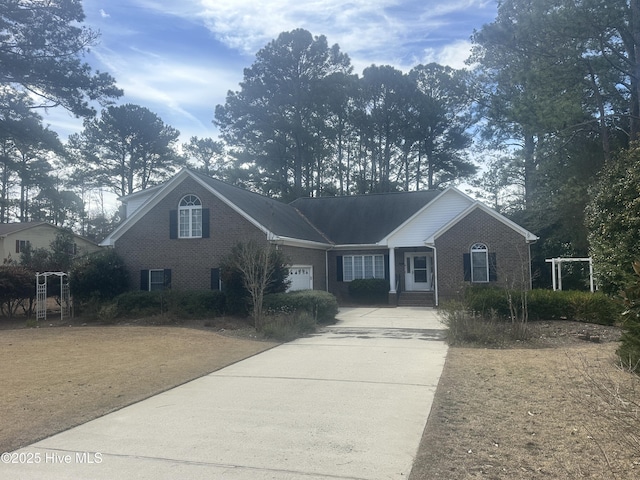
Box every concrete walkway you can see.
[2,307,448,479]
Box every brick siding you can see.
[115,177,330,292]
[435,208,531,301]
[115,177,268,291]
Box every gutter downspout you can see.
[432,245,439,307]
[326,249,329,291]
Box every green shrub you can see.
[464,286,511,317]
[618,261,640,370]
[0,265,33,319]
[166,290,226,318]
[464,286,621,325]
[70,250,129,302]
[113,290,226,319]
[566,291,622,325]
[114,291,168,318]
[263,290,338,324]
[348,278,389,304]
[262,311,316,341]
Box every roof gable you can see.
[101,169,329,246]
[384,187,474,246]
[425,201,538,244]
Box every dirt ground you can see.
[410,321,640,479]
[2,316,639,479]
[0,317,276,453]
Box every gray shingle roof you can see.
[290,191,440,244]
[191,171,330,244]
[0,222,48,236]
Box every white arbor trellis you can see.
[36,272,71,321]
[545,258,595,292]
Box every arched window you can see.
[179,195,202,238]
[470,243,489,283]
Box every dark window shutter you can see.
[169,210,178,239]
[336,256,343,282]
[489,253,497,281]
[463,253,471,282]
[384,254,390,281]
[164,269,172,289]
[140,270,149,291]
[15,240,20,253]
[202,208,210,238]
[211,268,220,290]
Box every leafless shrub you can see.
[569,352,640,479]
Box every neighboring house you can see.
[0,222,101,266]
[101,168,538,306]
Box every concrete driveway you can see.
[2,307,448,479]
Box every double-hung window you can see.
[470,243,489,283]
[149,269,166,291]
[343,255,385,281]
[15,240,29,253]
[178,195,202,238]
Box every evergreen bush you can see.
[347,278,388,304]
[464,286,621,325]
[70,249,129,302]
[619,261,640,371]
[0,265,34,319]
[113,290,225,319]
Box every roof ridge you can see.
[290,189,440,203]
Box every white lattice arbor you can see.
[36,272,70,322]
[545,258,595,292]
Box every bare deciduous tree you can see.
[227,241,289,330]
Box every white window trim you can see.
[148,269,166,291]
[178,195,202,239]
[470,243,489,283]
[343,255,385,282]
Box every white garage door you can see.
[287,266,313,291]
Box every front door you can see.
[404,253,433,291]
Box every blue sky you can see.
[49,0,498,142]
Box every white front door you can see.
[404,253,433,291]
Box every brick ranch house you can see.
[100,168,538,306]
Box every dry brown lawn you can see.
[0,320,276,453]
[410,322,640,480]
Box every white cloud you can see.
[100,9,110,18]
[91,44,241,139]
[141,0,489,73]
[420,39,473,70]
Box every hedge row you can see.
[112,290,226,319]
[99,289,339,325]
[263,290,339,324]
[464,286,623,325]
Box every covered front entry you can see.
[404,252,434,291]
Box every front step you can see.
[397,291,435,307]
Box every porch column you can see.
[389,247,396,293]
